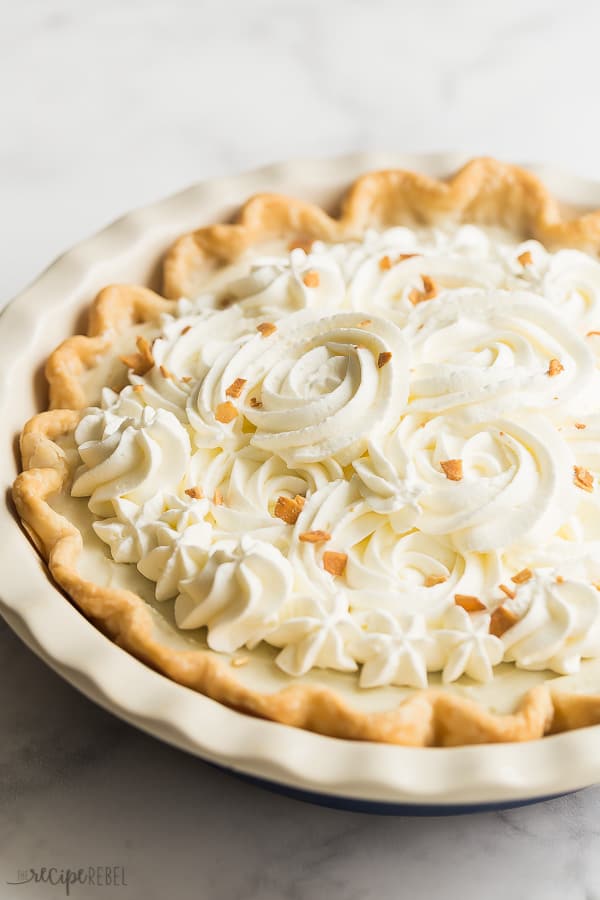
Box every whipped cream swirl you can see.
[500,573,600,674]
[72,391,190,517]
[353,411,576,553]
[176,536,293,652]
[240,310,409,465]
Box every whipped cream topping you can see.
[71,225,600,687]
[356,410,576,553]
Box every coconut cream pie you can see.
[14,158,600,746]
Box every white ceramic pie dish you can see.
[4,151,600,811]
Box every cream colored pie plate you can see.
[4,151,600,806]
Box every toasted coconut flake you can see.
[440,459,463,481]
[257,322,277,337]
[215,401,238,424]
[518,250,533,266]
[181,325,192,335]
[136,336,155,364]
[160,365,173,380]
[421,275,438,298]
[185,486,204,500]
[490,606,518,637]
[408,274,438,306]
[231,656,249,668]
[587,330,600,337]
[323,551,347,576]
[358,319,372,328]
[213,488,224,506]
[120,335,155,376]
[547,358,564,377]
[377,351,392,368]
[424,574,448,587]
[499,583,516,600]
[575,422,587,429]
[556,575,564,584]
[511,568,533,584]
[574,465,594,492]
[181,376,192,383]
[132,384,144,393]
[225,377,247,398]
[380,252,418,270]
[249,396,263,409]
[299,530,331,543]
[274,495,304,525]
[303,270,320,288]
[454,594,486,612]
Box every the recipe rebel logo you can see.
[7,865,128,896]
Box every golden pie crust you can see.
[13,158,600,746]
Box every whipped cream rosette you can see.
[405,290,595,415]
[507,242,600,333]
[70,223,600,688]
[351,610,439,689]
[266,591,361,676]
[239,310,409,465]
[499,572,600,675]
[72,392,191,517]
[175,536,294,652]
[210,446,341,546]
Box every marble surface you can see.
[4,1,600,897]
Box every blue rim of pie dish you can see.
[212,761,572,816]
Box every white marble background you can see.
[3,1,600,898]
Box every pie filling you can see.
[67,224,600,692]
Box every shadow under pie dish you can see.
[13,157,600,749]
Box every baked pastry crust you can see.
[13,158,600,746]
[164,157,600,300]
